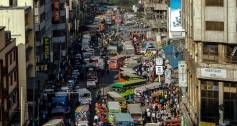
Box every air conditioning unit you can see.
[5,31,11,42]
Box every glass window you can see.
[206,0,224,6]
[203,43,218,63]
[206,21,224,31]
[226,45,237,64]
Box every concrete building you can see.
[143,0,168,38]
[182,0,237,125]
[0,26,19,126]
[0,1,35,124]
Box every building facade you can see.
[182,0,237,125]
[0,26,19,126]
[0,4,35,125]
[143,0,168,38]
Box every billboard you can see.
[170,0,182,31]
[53,0,60,22]
[43,37,50,61]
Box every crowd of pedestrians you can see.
[141,84,180,125]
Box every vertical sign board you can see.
[170,0,182,31]
[156,66,163,75]
[43,37,50,61]
[54,0,60,22]
[178,61,187,87]
[165,69,172,84]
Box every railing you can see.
[202,54,218,63]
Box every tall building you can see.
[143,0,168,38]
[182,0,237,125]
[52,0,68,64]
[0,0,35,125]
[0,26,19,126]
[34,0,53,70]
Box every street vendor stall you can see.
[113,113,134,126]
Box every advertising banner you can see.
[165,69,172,84]
[53,0,60,21]
[170,0,182,31]
[43,37,50,61]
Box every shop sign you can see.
[155,57,163,66]
[200,68,227,79]
[178,61,187,74]
[179,73,187,87]
[43,37,50,61]
[53,0,60,21]
[156,66,163,75]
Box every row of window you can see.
[8,49,17,66]
[8,69,17,86]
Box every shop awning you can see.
[112,82,123,88]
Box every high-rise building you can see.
[0,26,19,126]
[182,0,237,125]
[52,0,68,64]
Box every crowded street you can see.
[37,4,184,126]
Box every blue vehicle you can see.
[51,95,70,119]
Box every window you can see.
[40,12,45,22]
[53,30,66,37]
[9,52,12,65]
[14,70,17,81]
[201,80,219,123]
[206,0,224,6]
[203,43,218,62]
[206,21,224,31]
[40,0,45,6]
[226,45,237,64]
[13,50,16,61]
[10,73,13,85]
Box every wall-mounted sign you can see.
[200,68,227,79]
[165,69,172,84]
[179,73,187,87]
[178,61,187,74]
[53,0,60,21]
[43,37,50,61]
[156,66,163,75]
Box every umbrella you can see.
[112,82,123,88]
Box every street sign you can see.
[165,69,172,84]
[155,58,163,66]
[156,66,163,75]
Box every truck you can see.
[51,93,70,119]
[74,105,90,126]
[86,67,98,87]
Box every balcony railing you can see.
[202,54,218,63]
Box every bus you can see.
[127,104,143,125]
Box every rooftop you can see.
[0,26,5,30]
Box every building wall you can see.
[182,0,237,125]
[0,27,18,126]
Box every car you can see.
[60,86,70,92]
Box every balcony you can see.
[226,56,237,64]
